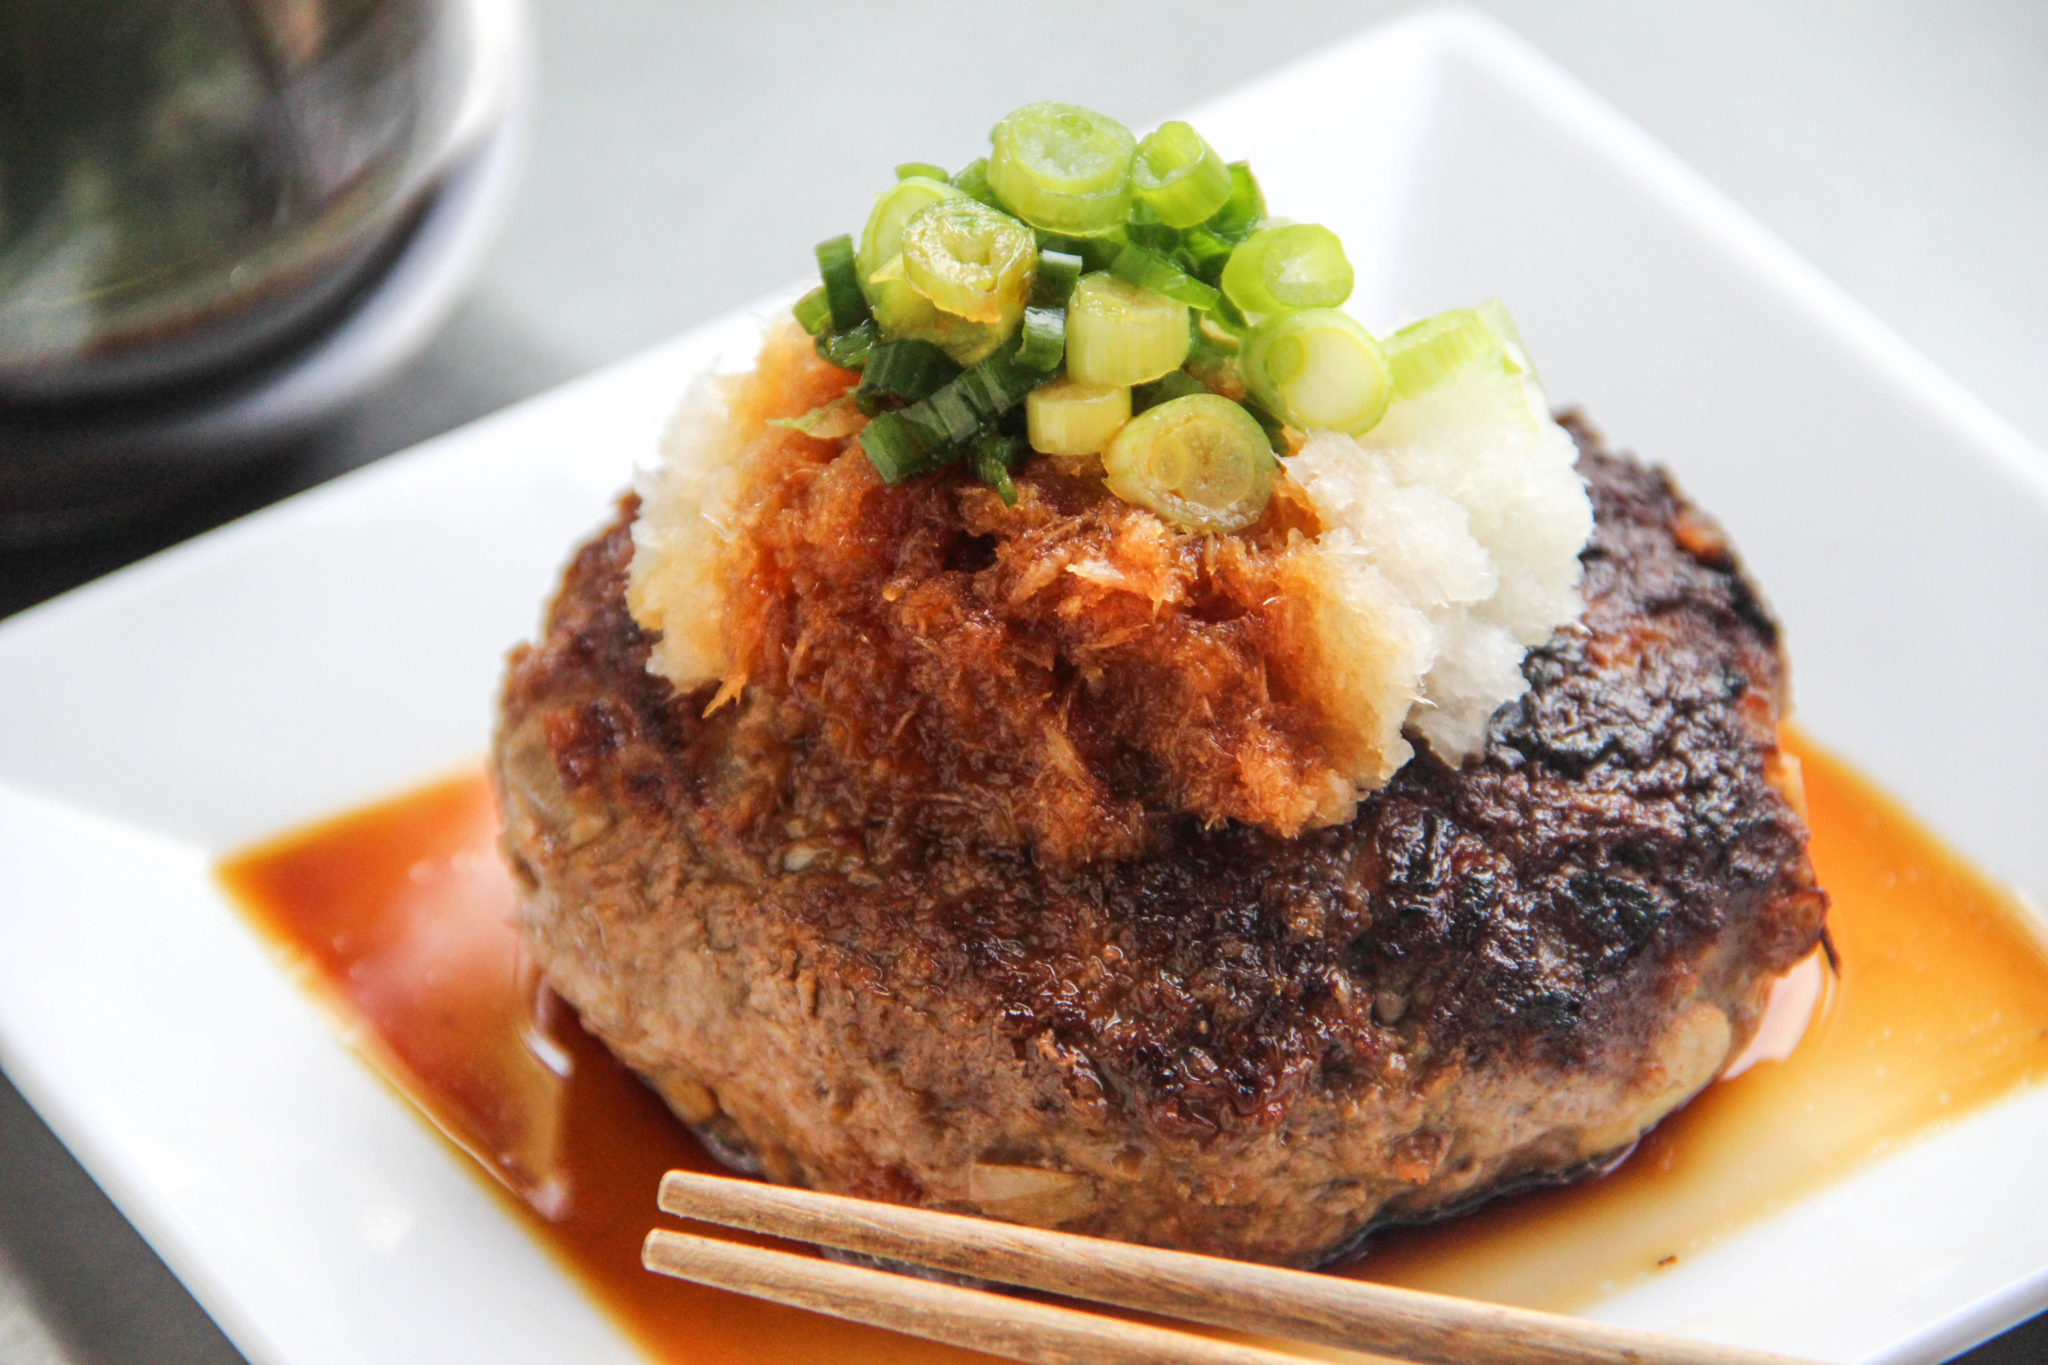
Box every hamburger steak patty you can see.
[492,420,1827,1266]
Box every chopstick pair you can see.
[644,1170,1819,1365]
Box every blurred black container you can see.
[0,0,525,542]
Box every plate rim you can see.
[2,9,2045,1364]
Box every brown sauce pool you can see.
[218,730,2048,1362]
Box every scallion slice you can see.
[987,102,1136,237]
[955,344,1041,415]
[1132,121,1233,228]
[1175,226,1235,284]
[922,384,982,445]
[949,157,1003,209]
[896,344,1041,447]
[857,176,963,282]
[1210,290,1250,334]
[792,286,832,338]
[1237,392,1290,454]
[1026,377,1131,456]
[1015,306,1065,371]
[1125,217,1178,252]
[1132,369,1208,413]
[865,258,1008,365]
[1013,245,1082,372]
[1064,271,1191,388]
[816,318,878,371]
[770,395,864,439]
[1241,308,1390,435]
[975,459,1016,506]
[1384,307,1497,401]
[1033,229,1129,275]
[1476,298,1537,377]
[857,338,962,413]
[901,198,1036,325]
[1186,313,1241,368]
[896,161,949,182]
[970,432,1028,507]
[815,235,870,332]
[1030,248,1084,307]
[1108,242,1219,310]
[1219,223,1353,316]
[860,410,946,484]
[1102,393,1274,533]
[977,430,1028,470]
[1204,161,1265,243]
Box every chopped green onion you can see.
[1010,246,1081,373]
[1065,271,1191,387]
[1034,229,1127,274]
[1030,248,1084,307]
[978,430,1028,469]
[857,176,962,281]
[970,432,1028,506]
[1242,308,1390,434]
[1032,230,1085,259]
[949,157,1003,209]
[1124,215,1173,246]
[1204,161,1265,243]
[770,395,863,438]
[816,318,878,370]
[1183,349,1237,400]
[1175,226,1236,284]
[1103,393,1274,533]
[1132,369,1209,413]
[1187,313,1241,367]
[1384,307,1497,401]
[1210,290,1250,334]
[901,198,1036,324]
[1376,301,1554,438]
[1476,298,1536,378]
[955,344,1041,415]
[1237,392,1290,453]
[865,258,1008,365]
[815,235,871,332]
[987,101,1136,237]
[975,458,1016,506]
[857,338,962,412]
[898,344,1041,447]
[1027,377,1131,456]
[793,286,833,338]
[860,410,947,484]
[1219,223,1353,316]
[821,120,1529,502]
[1016,306,1065,371]
[1132,121,1233,228]
[1108,242,1219,310]
[922,384,981,444]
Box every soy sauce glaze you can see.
[218,731,2048,1362]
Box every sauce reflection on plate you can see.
[217,729,2048,1362]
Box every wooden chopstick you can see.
[652,1170,1822,1365]
[645,1228,1332,1365]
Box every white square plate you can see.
[2,11,2045,1363]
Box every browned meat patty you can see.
[491,419,1827,1266]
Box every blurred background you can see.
[1,2,2044,1361]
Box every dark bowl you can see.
[0,0,522,538]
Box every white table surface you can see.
[2,3,2044,1362]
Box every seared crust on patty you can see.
[493,419,1826,1265]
